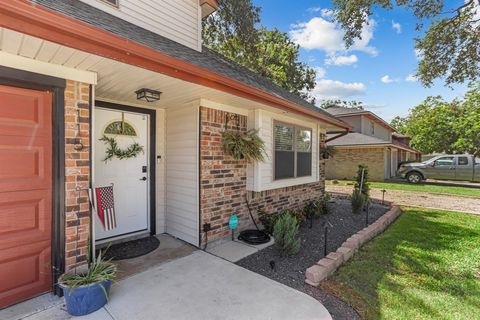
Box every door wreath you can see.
[100,135,144,162]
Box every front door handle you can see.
[140,177,147,181]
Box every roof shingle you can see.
[33,0,339,123]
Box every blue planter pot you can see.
[61,280,111,316]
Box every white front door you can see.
[94,107,150,241]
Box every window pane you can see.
[297,152,312,177]
[434,157,454,166]
[275,151,295,179]
[296,128,311,152]
[275,124,293,151]
[458,157,469,165]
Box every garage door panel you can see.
[0,136,51,192]
[0,85,50,138]
[0,190,51,250]
[0,86,53,308]
[0,242,51,306]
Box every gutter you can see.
[325,130,349,143]
[0,0,350,131]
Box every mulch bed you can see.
[236,198,390,320]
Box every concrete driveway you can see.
[18,251,331,320]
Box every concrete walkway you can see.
[16,251,331,320]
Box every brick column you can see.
[64,80,91,271]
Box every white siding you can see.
[79,0,202,51]
[248,109,321,192]
[165,105,199,246]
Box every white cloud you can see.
[381,75,396,83]
[308,7,321,13]
[315,67,326,79]
[391,21,402,34]
[325,54,358,66]
[405,74,417,82]
[290,16,378,56]
[313,79,366,99]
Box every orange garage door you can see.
[0,85,53,308]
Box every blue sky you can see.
[253,0,468,122]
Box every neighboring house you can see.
[0,0,350,308]
[324,107,420,181]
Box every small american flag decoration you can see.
[92,185,117,231]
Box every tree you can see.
[319,99,364,109]
[390,116,408,134]
[392,83,480,156]
[202,0,316,101]
[332,0,480,87]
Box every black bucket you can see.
[238,229,271,245]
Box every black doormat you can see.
[98,236,160,261]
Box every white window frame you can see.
[273,120,313,181]
[99,0,119,8]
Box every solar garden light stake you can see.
[381,189,387,205]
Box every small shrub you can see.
[351,190,367,214]
[332,180,339,185]
[318,192,331,215]
[351,164,370,213]
[303,201,318,220]
[354,164,370,199]
[258,209,277,235]
[273,211,301,256]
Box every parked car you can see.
[398,154,480,183]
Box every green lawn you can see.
[321,208,480,320]
[326,180,480,198]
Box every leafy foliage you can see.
[319,99,365,110]
[303,193,331,220]
[59,251,117,288]
[258,209,277,235]
[351,190,367,214]
[351,165,369,213]
[203,0,316,101]
[273,211,301,256]
[389,83,480,156]
[354,165,370,198]
[332,0,480,86]
[100,135,144,162]
[222,129,266,162]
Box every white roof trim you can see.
[0,51,97,84]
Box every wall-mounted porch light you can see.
[135,88,162,102]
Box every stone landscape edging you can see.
[305,205,402,286]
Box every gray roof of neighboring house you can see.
[32,0,340,124]
[326,132,390,146]
[324,106,396,131]
[324,107,366,116]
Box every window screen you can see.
[274,122,312,180]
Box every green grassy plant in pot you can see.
[58,252,117,316]
[222,129,266,162]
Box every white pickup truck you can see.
[398,155,480,184]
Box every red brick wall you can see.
[199,106,326,245]
[64,80,91,271]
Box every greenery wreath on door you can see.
[100,135,144,162]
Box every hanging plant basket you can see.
[100,135,144,162]
[222,129,266,162]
